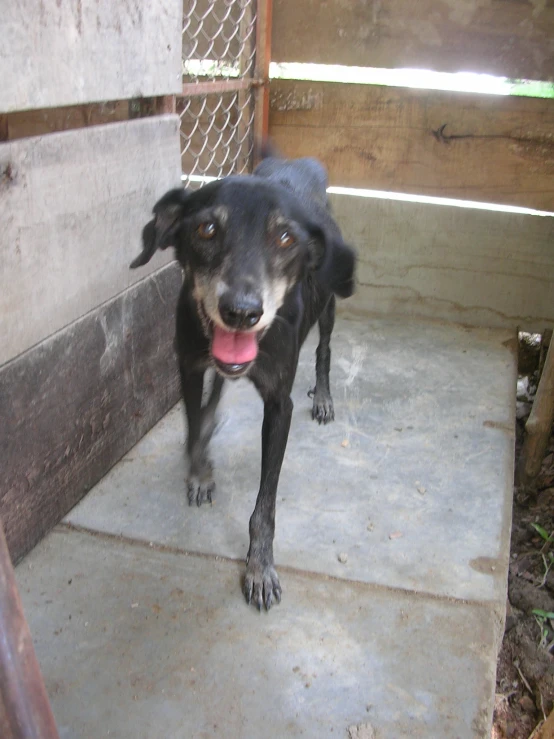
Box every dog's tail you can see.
[257,137,282,161]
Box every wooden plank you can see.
[271,0,554,82]
[0,0,181,113]
[269,80,554,211]
[0,116,182,367]
[5,101,129,140]
[330,192,554,330]
[182,79,255,96]
[0,263,182,564]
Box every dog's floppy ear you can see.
[306,222,356,299]
[130,188,189,269]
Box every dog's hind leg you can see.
[309,293,335,424]
[180,366,224,506]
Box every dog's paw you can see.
[186,474,216,507]
[244,559,282,611]
[309,389,335,425]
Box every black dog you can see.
[131,153,355,610]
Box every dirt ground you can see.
[492,349,554,738]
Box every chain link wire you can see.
[180,0,259,186]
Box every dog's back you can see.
[254,155,329,210]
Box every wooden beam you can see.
[0,518,59,739]
[181,78,259,97]
[4,102,129,141]
[269,80,554,211]
[155,96,176,115]
[253,0,273,164]
[271,0,554,82]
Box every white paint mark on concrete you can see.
[337,345,367,386]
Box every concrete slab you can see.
[17,526,497,739]
[67,314,516,605]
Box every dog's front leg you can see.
[180,366,224,506]
[245,394,293,610]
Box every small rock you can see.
[366,522,375,532]
[417,485,426,494]
[518,695,535,713]
[389,531,403,540]
[341,439,350,448]
[338,552,348,564]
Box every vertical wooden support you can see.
[0,519,59,739]
[519,340,554,488]
[0,115,8,142]
[253,0,273,165]
[236,0,256,173]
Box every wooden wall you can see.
[270,81,554,212]
[0,118,180,366]
[0,2,183,561]
[0,1,182,113]
[271,0,554,80]
[331,192,554,331]
[269,0,554,330]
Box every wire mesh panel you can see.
[180,0,264,185]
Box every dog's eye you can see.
[277,231,295,248]
[197,221,217,240]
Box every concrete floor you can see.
[16,313,516,738]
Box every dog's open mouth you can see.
[211,325,259,376]
[197,300,260,376]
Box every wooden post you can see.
[236,0,256,173]
[0,519,59,739]
[0,114,8,142]
[519,339,554,488]
[253,0,272,165]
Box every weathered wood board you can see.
[4,101,130,140]
[269,80,554,211]
[0,116,182,367]
[0,1,181,113]
[0,263,182,563]
[331,192,554,330]
[271,0,554,82]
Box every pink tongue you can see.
[211,326,258,365]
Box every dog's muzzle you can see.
[211,324,259,377]
[198,299,262,378]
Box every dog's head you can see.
[131,176,355,377]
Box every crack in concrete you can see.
[57,520,499,612]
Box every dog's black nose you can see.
[219,293,263,330]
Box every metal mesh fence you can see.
[180,0,260,186]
